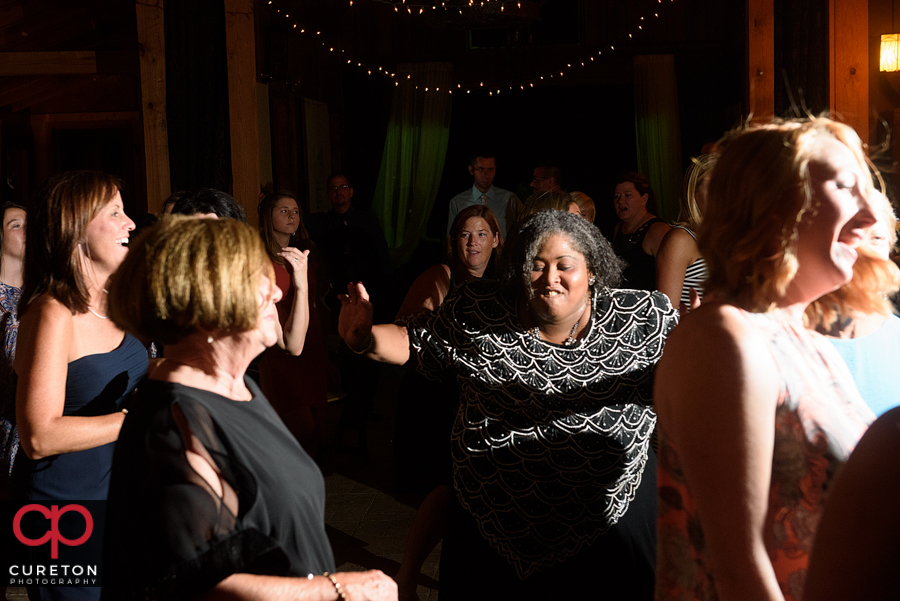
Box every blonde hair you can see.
[699,118,878,311]
[569,191,595,223]
[521,190,575,221]
[108,216,274,345]
[806,190,900,326]
[677,154,717,232]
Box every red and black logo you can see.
[2,500,105,588]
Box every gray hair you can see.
[500,210,624,299]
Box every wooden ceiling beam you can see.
[0,74,75,108]
[0,51,97,75]
[0,50,130,76]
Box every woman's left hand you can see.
[278,247,309,290]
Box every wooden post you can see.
[135,0,171,215]
[747,0,774,122]
[224,0,260,226]
[830,0,869,141]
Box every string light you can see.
[261,0,676,97]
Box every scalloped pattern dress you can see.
[404,280,677,597]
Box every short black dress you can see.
[103,377,335,600]
[613,217,663,291]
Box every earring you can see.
[589,276,596,287]
[207,335,214,344]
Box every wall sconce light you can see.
[881,34,900,72]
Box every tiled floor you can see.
[323,362,441,600]
[325,473,441,601]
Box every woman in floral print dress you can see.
[654,119,878,601]
[0,201,25,495]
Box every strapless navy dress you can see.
[10,333,148,601]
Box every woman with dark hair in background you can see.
[612,172,671,291]
[0,202,26,496]
[256,190,327,457]
[340,210,676,599]
[393,204,502,600]
[11,172,148,601]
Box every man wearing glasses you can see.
[446,153,522,238]
[307,172,392,318]
[530,164,563,195]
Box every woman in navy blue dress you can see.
[11,172,148,601]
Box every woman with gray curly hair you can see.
[339,210,677,599]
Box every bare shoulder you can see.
[15,296,74,372]
[660,227,697,250]
[422,264,452,283]
[663,302,755,353]
[20,295,73,331]
[655,303,779,418]
[396,265,452,320]
[645,220,672,254]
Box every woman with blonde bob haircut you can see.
[654,118,878,601]
[112,216,272,343]
[104,217,395,601]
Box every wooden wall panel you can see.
[830,0,869,140]
[136,0,170,215]
[224,0,260,225]
[747,0,775,121]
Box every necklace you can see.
[532,319,579,346]
[88,288,110,319]
[618,217,656,246]
[88,306,109,319]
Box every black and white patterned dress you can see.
[405,280,677,587]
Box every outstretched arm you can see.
[339,282,410,365]
[212,570,397,600]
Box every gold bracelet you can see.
[349,332,375,355]
[323,572,347,601]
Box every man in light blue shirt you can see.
[447,153,522,238]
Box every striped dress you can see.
[674,226,707,305]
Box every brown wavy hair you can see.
[699,118,878,312]
[20,171,120,317]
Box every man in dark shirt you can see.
[306,172,393,431]
[307,173,392,318]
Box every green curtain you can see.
[633,54,683,223]
[373,62,453,265]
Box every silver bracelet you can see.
[349,332,375,355]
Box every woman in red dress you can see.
[258,191,329,458]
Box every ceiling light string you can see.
[262,0,675,95]
[264,0,399,86]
